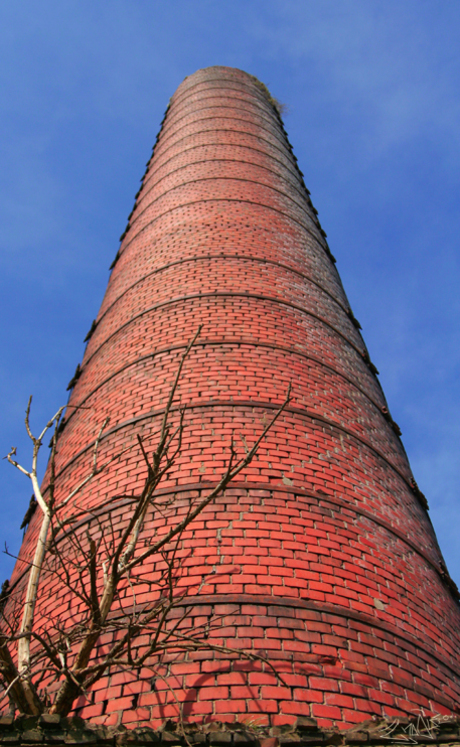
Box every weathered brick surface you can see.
[2,714,460,746]
[7,66,460,728]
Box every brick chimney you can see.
[8,66,460,729]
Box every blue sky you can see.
[1,1,459,588]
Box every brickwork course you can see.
[7,66,460,730]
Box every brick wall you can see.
[8,66,460,729]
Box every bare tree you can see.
[1,328,291,717]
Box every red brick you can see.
[122,708,151,724]
[215,699,247,714]
[106,696,134,714]
[260,687,292,700]
[293,689,323,703]
[368,689,396,707]
[248,672,278,686]
[77,704,104,719]
[340,710,372,725]
[198,686,229,700]
[309,678,339,692]
[312,704,341,719]
[340,682,367,698]
[217,672,247,686]
[230,686,257,699]
[94,686,122,703]
[324,693,354,708]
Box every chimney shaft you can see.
[9,66,460,729]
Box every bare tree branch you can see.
[2,329,292,718]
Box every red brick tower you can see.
[8,66,460,729]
